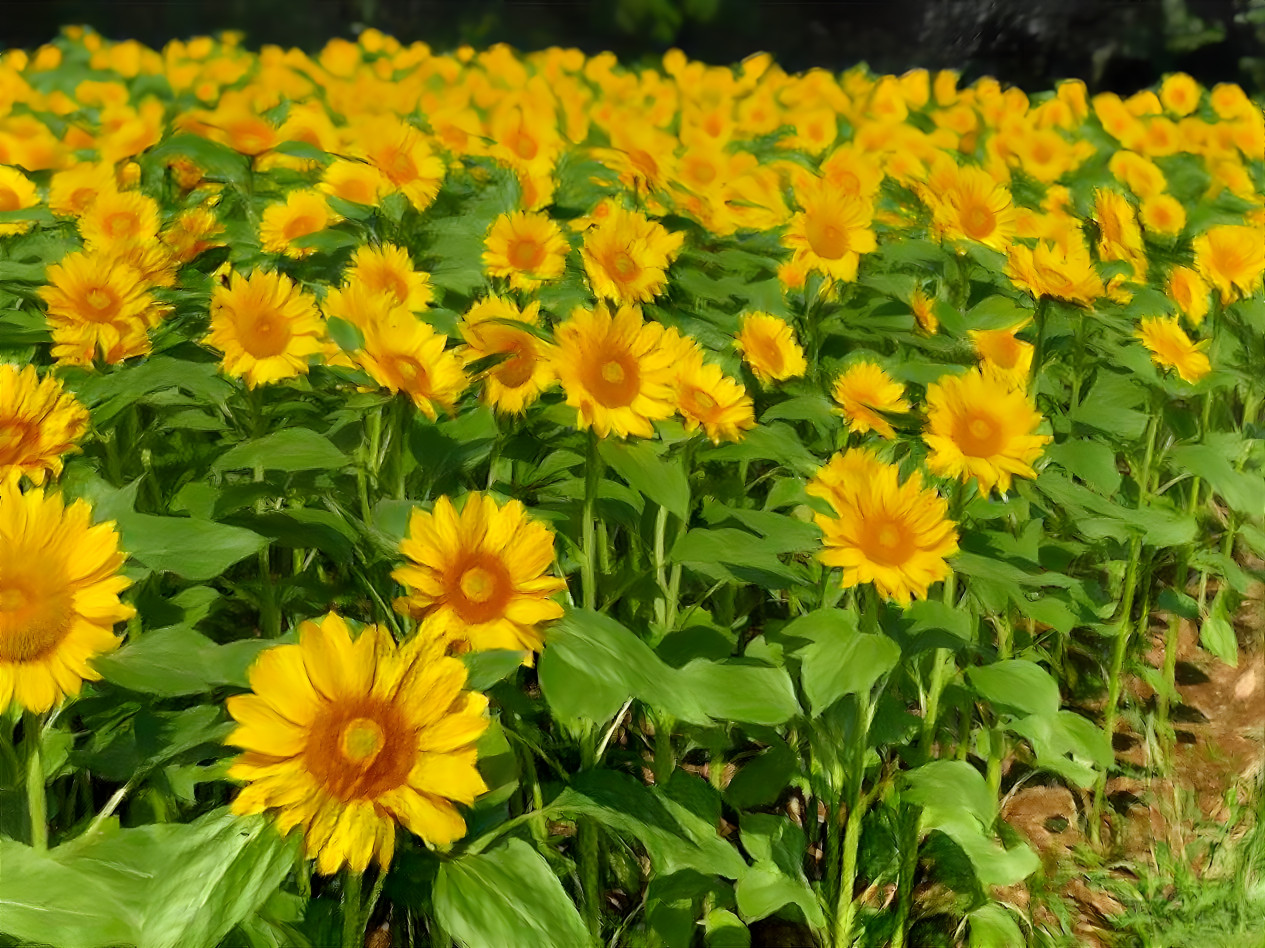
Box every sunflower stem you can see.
[578,730,603,942]
[24,713,47,853]
[832,692,871,948]
[581,432,602,612]
[341,869,364,948]
[1029,297,1049,394]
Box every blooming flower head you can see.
[1139,194,1186,238]
[357,312,468,420]
[39,250,165,367]
[458,296,554,415]
[392,493,568,653]
[77,188,162,253]
[673,356,756,444]
[0,365,90,487]
[782,177,878,283]
[0,166,41,236]
[923,367,1052,496]
[831,361,910,440]
[969,323,1034,390]
[927,162,1017,252]
[320,158,391,206]
[552,303,675,438]
[580,205,684,304]
[483,211,569,292]
[0,484,134,713]
[206,269,326,388]
[1136,316,1211,383]
[911,288,938,334]
[1005,239,1105,307]
[259,189,337,258]
[1193,225,1265,305]
[734,313,807,384]
[815,457,959,604]
[1165,265,1211,327]
[345,243,433,312]
[226,612,489,874]
[807,446,889,516]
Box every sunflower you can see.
[734,313,808,384]
[345,243,434,313]
[483,211,569,292]
[0,166,41,237]
[929,164,1017,252]
[161,206,225,264]
[225,612,489,874]
[782,178,877,283]
[806,446,889,516]
[320,159,391,206]
[39,250,164,367]
[259,190,337,259]
[1005,239,1105,307]
[0,364,90,487]
[551,303,675,438]
[815,460,959,604]
[48,162,116,218]
[0,484,134,713]
[831,361,909,440]
[1165,265,1211,327]
[77,188,162,252]
[457,296,554,415]
[911,288,938,334]
[580,206,684,304]
[392,493,568,653]
[1193,225,1265,305]
[968,323,1033,389]
[356,117,445,212]
[357,312,467,420]
[206,270,327,388]
[673,357,756,444]
[1092,188,1147,283]
[923,368,1051,496]
[1136,317,1210,383]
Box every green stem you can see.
[889,807,923,948]
[578,730,602,941]
[341,869,364,948]
[918,573,959,760]
[834,798,865,947]
[581,433,602,612]
[24,713,47,853]
[986,615,1013,795]
[652,715,674,785]
[1029,297,1049,394]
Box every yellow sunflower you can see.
[206,270,327,388]
[580,206,685,304]
[320,159,391,207]
[392,493,568,653]
[48,162,116,218]
[923,368,1051,496]
[345,243,433,312]
[1093,188,1147,283]
[929,164,1017,252]
[39,250,164,367]
[734,313,808,384]
[911,288,938,334]
[1139,194,1186,238]
[968,324,1034,389]
[815,459,959,604]
[457,296,554,416]
[483,211,569,292]
[0,364,90,487]
[357,312,468,420]
[226,612,489,874]
[1193,225,1265,304]
[551,303,675,439]
[1165,265,1211,327]
[259,190,337,259]
[0,166,41,237]
[77,188,162,252]
[806,446,889,516]
[1136,317,1211,383]
[831,361,910,440]
[1005,239,1105,307]
[0,484,134,713]
[673,356,756,444]
[782,178,877,283]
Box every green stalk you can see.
[24,713,47,852]
[652,714,674,785]
[1028,297,1049,394]
[986,614,1013,795]
[581,432,602,612]
[917,572,958,759]
[578,730,602,941]
[833,694,872,948]
[889,807,923,948]
[341,869,364,948]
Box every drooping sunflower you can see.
[673,357,756,444]
[225,612,489,874]
[1164,265,1211,327]
[1193,224,1265,304]
[457,296,554,416]
[205,270,327,388]
[345,243,433,313]
[815,460,959,604]
[782,178,878,283]
[357,312,468,420]
[0,166,41,237]
[551,303,675,439]
[734,313,808,384]
[0,364,90,487]
[831,361,910,440]
[392,493,568,653]
[77,188,162,252]
[0,484,134,713]
[39,250,164,367]
[1136,317,1211,383]
[1092,188,1147,284]
[923,368,1051,496]
[910,288,938,334]
[580,206,685,304]
[483,211,569,292]
[259,190,337,259]
[1005,238,1105,307]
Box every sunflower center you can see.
[494,342,536,389]
[0,572,75,663]
[449,554,513,624]
[339,716,385,765]
[384,272,410,306]
[587,351,640,408]
[834,170,861,195]
[387,150,416,183]
[393,356,430,390]
[511,131,538,161]
[69,187,96,211]
[240,311,292,358]
[688,158,717,185]
[0,418,35,464]
[808,220,849,260]
[955,412,1007,457]
[103,211,138,238]
[609,251,640,281]
[282,214,320,241]
[0,187,19,211]
[960,203,996,240]
[506,237,545,271]
[82,286,119,321]
[689,388,718,412]
[860,516,915,567]
[749,335,785,376]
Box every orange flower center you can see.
[239,311,292,358]
[507,237,545,271]
[960,202,996,240]
[859,516,915,567]
[686,158,717,185]
[69,187,96,211]
[339,716,385,764]
[102,211,139,238]
[494,341,536,389]
[392,355,431,391]
[282,213,321,242]
[305,700,414,801]
[0,418,35,465]
[0,186,19,211]
[807,219,849,260]
[83,286,120,320]
[586,350,641,409]
[609,250,640,281]
[0,571,75,663]
[747,334,786,376]
[510,131,538,161]
[954,412,1006,457]
[449,553,513,624]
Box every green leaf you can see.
[149,133,251,188]
[461,650,526,691]
[725,737,797,809]
[212,428,348,474]
[797,611,900,714]
[965,295,1031,330]
[968,660,1060,719]
[704,908,751,948]
[704,422,819,476]
[433,839,589,948]
[1045,441,1121,495]
[0,808,297,948]
[968,903,1025,948]
[904,598,974,642]
[676,658,801,726]
[1169,438,1260,518]
[93,626,276,696]
[114,512,268,581]
[1070,373,1149,440]
[1201,589,1239,666]
[735,865,825,930]
[599,438,690,520]
[904,760,996,828]
[671,527,801,587]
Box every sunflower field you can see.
[0,26,1263,948]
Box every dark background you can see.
[2,0,1263,93]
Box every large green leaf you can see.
[0,809,297,948]
[676,659,801,725]
[433,839,588,948]
[599,439,690,521]
[115,512,268,581]
[212,428,348,474]
[93,625,277,696]
[968,660,1061,719]
[796,610,900,715]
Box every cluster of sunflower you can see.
[0,28,1263,941]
